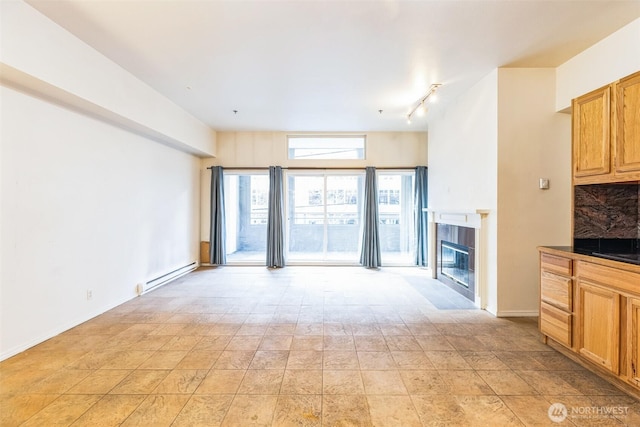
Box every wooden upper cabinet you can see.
[572,85,611,183]
[614,71,640,177]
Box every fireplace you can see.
[440,241,470,288]
[436,223,475,301]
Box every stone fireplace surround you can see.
[426,210,489,309]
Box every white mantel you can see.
[425,209,490,310]
[425,209,490,229]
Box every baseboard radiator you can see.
[137,261,198,295]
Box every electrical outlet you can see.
[86,289,93,300]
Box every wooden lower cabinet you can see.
[540,249,640,393]
[577,280,620,374]
[627,297,640,386]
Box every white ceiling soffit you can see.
[26,0,640,132]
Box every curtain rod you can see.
[206,166,420,170]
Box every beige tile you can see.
[517,370,584,396]
[379,324,413,336]
[425,351,473,370]
[477,370,538,396]
[21,394,102,427]
[0,394,59,426]
[354,336,389,351]
[249,350,289,370]
[175,349,221,369]
[385,335,423,351]
[238,369,284,394]
[322,395,372,426]
[100,350,156,369]
[273,394,322,426]
[280,370,323,394]
[460,351,510,370]
[457,395,524,426]
[27,368,91,394]
[440,369,495,395]
[493,351,547,371]
[323,335,355,351]
[128,335,173,350]
[357,351,397,369]
[172,394,234,427]
[501,395,559,427]
[195,370,245,394]
[265,324,296,335]
[67,369,131,394]
[120,394,190,426]
[322,351,359,370]
[295,323,324,336]
[226,335,263,350]
[236,324,268,336]
[362,370,408,395]
[193,335,232,350]
[400,370,450,395]
[323,370,365,394]
[160,335,203,351]
[287,351,323,369]
[415,335,456,351]
[259,335,293,350]
[323,323,352,336]
[446,335,489,351]
[291,336,324,351]
[367,395,422,427]
[152,369,208,394]
[391,351,435,369]
[412,394,467,426]
[138,350,188,369]
[221,394,278,427]
[70,395,146,426]
[110,369,169,394]
[214,351,256,369]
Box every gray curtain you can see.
[209,166,226,265]
[414,166,429,266]
[360,166,381,268]
[266,166,285,268]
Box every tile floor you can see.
[1,266,638,426]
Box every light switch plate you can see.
[539,178,550,190]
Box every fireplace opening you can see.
[440,241,470,288]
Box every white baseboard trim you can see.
[495,310,539,318]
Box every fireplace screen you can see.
[440,241,470,288]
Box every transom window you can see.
[287,135,365,160]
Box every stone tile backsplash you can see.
[574,183,640,239]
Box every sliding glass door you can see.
[287,172,363,263]
[377,172,415,265]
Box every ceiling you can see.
[26,0,640,132]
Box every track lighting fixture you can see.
[406,83,441,124]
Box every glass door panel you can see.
[378,173,415,265]
[287,175,325,261]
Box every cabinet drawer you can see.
[540,302,572,347]
[576,261,640,295]
[541,271,573,311]
[541,253,573,276]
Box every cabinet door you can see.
[615,71,640,176]
[628,297,640,386]
[573,86,611,181]
[578,281,620,373]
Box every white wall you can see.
[0,0,216,157]
[427,70,499,313]
[497,68,571,316]
[200,131,427,240]
[556,18,640,111]
[0,86,201,360]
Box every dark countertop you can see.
[539,246,640,272]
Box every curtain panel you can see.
[360,166,382,268]
[414,166,429,267]
[209,166,226,265]
[266,166,286,268]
